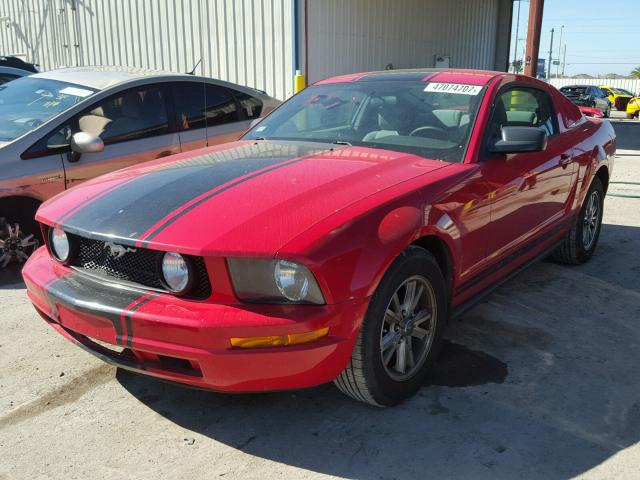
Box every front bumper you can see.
[22,247,368,392]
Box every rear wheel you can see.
[334,246,446,406]
[552,177,604,265]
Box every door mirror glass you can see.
[489,126,547,154]
[70,131,104,154]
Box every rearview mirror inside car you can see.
[489,126,548,154]
[70,131,104,155]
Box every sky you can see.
[509,0,640,77]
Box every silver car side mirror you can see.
[249,118,262,129]
[70,132,104,154]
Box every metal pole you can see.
[512,0,521,72]
[556,25,564,77]
[562,44,567,77]
[547,28,554,79]
[524,0,545,77]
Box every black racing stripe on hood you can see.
[62,142,325,244]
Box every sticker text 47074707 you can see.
[424,83,483,95]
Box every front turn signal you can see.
[230,327,329,349]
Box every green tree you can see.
[631,67,640,78]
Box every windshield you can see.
[243,81,486,163]
[0,77,96,142]
[613,88,633,96]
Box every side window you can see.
[78,86,169,144]
[235,92,263,120]
[21,122,73,159]
[174,83,206,130]
[489,88,556,140]
[600,88,610,97]
[23,86,170,159]
[205,85,239,125]
[173,83,240,130]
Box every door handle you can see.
[559,154,572,168]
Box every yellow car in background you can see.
[627,96,640,119]
[599,86,634,111]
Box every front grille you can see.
[68,236,212,299]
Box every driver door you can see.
[62,85,180,188]
[481,86,576,264]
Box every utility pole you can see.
[524,0,545,77]
[512,0,522,73]
[556,25,564,77]
[547,27,554,79]
[562,44,567,77]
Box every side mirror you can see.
[70,132,104,154]
[489,126,548,154]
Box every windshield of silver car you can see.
[243,80,486,163]
[0,77,96,142]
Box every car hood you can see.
[37,140,448,255]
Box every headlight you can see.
[50,226,70,262]
[161,252,192,294]
[227,258,325,304]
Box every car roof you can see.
[31,66,192,90]
[561,85,592,88]
[315,68,504,86]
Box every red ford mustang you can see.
[23,69,615,406]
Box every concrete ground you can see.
[1,111,639,480]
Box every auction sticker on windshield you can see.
[59,86,94,98]
[424,83,482,95]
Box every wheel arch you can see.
[410,234,454,297]
[0,195,42,230]
[594,165,609,194]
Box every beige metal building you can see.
[0,0,513,99]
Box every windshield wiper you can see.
[332,140,352,146]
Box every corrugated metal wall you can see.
[306,0,501,83]
[0,0,294,99]
[549,78,640,95]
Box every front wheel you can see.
[552,177,604,265]
[334,246,447,406]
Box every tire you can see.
[552,177,604,265]
[628,113,635,120]
[334,246,447,406]
[604,106,610,118]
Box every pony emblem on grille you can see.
[103,242,137,260]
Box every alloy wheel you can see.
[582,190,601,251]
[380,275,437,381]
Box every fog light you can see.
[161,252,192,294]
[50,226,70,262]
[230,327,329,349]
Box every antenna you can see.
[187,58,202,75]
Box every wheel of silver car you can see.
[552,176,604,265]
[334,246,446,406]
[0,222,40,268]
[380,275,437,381]
[582,189,601,251]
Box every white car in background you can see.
[0,66,280,267]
